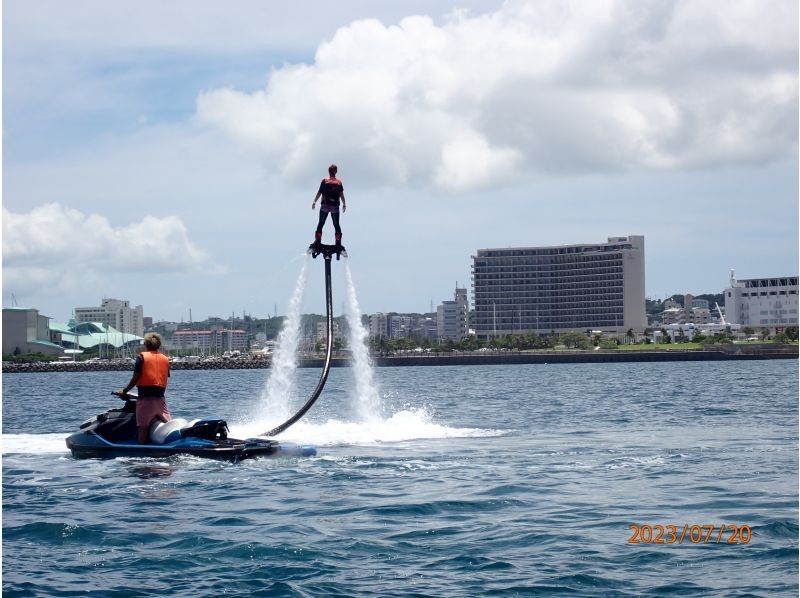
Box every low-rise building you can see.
[661,294,710,326]
[724,271,798,331]
[2,307,64,356]
[49,321,143,354]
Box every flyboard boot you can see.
[308,230,322,254]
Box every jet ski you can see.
[68,242,346,462]
[66,393,316,461]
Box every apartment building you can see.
[437,287,469,341]
[171,328,247,352]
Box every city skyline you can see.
[3,1,797,323]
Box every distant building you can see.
[49,321,143,353]
[369,313,389,340]
[661,294,710,325]
[389,315,413,339]
[171,328,247,352]
[2,307,64,356]
[471,235,646,338]
[724,271,798,331]
[412,315,439,340]
[315,320,343,344]
[437,287,469,341]
[74,298,144,337]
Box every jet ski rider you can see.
[311,163,346,247]
[115,332,172,444]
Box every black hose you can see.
[264,255,334,437]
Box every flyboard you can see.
[65,242,346,462]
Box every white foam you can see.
[3,433,71,455]
[2,411,504,456]
[230,407,503,447]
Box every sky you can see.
[3,0,798,323]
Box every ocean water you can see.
[2,360,798,596]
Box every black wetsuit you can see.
[315,177,343,243]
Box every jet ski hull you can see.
[65,398,316,462]
[66,432,316,461]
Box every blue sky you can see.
[3,0,798,323]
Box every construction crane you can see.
[715,302,727,325]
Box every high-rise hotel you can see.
[471,236,646,338]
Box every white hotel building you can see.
[74,298,144,337]
[471,236,646,338]
[724,272,798,331]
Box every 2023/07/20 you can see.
[628,524,752,545]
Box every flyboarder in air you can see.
[311,163,346,249]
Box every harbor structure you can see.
[723,271,798,331]
[74,298,144,337]
[471,235,646,338]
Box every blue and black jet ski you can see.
[65,393,315,461]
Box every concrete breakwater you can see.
[3,345,796,373]
[2,359,271,374]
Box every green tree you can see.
[560,332,592,350]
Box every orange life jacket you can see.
[138,351,169,389]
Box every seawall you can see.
[3,345,796,373]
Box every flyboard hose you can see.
[264,244,344,437]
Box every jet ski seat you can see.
[150,418,190,444]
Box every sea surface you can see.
[3,360,798,596]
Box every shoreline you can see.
[3,345,796,373]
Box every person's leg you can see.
[315,210,328,243]
[138,426,150,444]
[332,212,342,245]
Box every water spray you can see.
[264,243,346,437]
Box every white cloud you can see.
[2,203,222,297]
[196,0,798,191]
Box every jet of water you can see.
[258,256,310,422]
[343,261,382,421]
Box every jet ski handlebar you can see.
[112,390,138,401]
